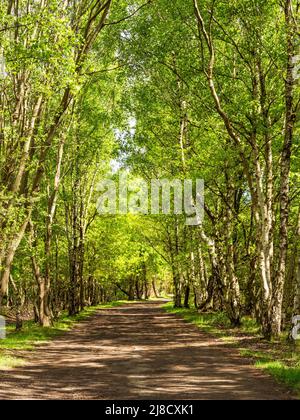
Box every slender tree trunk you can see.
[29,222,51,327]
[128,278,135,301]
[152,278,159,298]
[271,0,298,337]
[293,211,300,317]
[0,212,32,306]
[184,283,190,308]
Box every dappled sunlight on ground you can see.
[0,302,291,400]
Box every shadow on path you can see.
[0,302,291,400]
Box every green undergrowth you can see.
[0,300,132,370]
[164,302,300,397]
[241,349,300,395]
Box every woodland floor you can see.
[0,301,293,400]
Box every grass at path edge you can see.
[163,302,300,398]
[0,300,134,370]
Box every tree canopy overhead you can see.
[0,0,299,341]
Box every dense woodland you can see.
[0,0,299,341]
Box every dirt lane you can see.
[0,302,291,400]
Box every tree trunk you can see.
[29,222,52,327]
[184,284,190,308]
[128,278,135,301]
[271,0,297,338]
[152,278,159,298]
